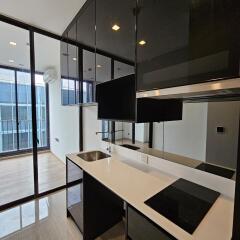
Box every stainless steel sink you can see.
[77,151,110,162]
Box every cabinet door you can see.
[68,44,79,104]
[68,23,77,41]
[61,41,69,105]
[77,0,96,103]
[82,49,95,103]
[96,54,111,83]
[77,0,96,48]
[66,159,83,232]
[127,206,176,240]
[96,0,136,62]
[114,60,135,79]
[136,0,240,91]
[67,158,83,184]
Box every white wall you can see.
[47,40,79,163]
[82,105,102,151]
[123,123,132,140]
[49,79,79,163]
[135,123,149,143]
[206,101,240,169]
[153,102,208,161]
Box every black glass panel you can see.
[68,22,77,41]
[96,54,111,83]
[196,163,235,179]
[137,0,240,91]
[77,0,96,48]
[145,179,220,234]
[114,61,135,79]
[96,0,136,62]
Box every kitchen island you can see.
[66,151,234,240]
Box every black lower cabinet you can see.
[127,205,176,240]
[83,171,123,240]
[66,158,83,232]
[67,183,83,231]
[66,161,176,240]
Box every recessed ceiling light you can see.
[9,59,14,63]
[97,64,102,68]
[112,24,120,31]
[9,41,17,46]
[139,40,146,46]
[72,57,77,61]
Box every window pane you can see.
[0,68,16,153]
[35,74,47,148]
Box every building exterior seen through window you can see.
[0,67,48,154]
[61,78,94,105]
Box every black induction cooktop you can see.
[145,179,220,234]
[196,163,235,179]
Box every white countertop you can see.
[66,152,234,240]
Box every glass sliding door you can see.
[34,33,66,194]
[16,70,32,150]
[0,21,34,207]
[35,73,48,149]
[0,68,48,154]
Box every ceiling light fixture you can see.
[97,64,102,68]
[9,59,14,63]
[72,57,77,61]
[139,40,146,46]
[9,41,17,46]
[112,24,120,31]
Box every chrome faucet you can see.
[96,130,123,154]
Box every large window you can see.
[0,67,49,154]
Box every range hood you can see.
[136,78,240,101]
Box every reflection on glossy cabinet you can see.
[136,0,240,91]
[127,205,176,240]
[96,0,136,62]
[66,158,83,232]
[77,0,96,48]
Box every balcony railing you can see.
[0,120,47,153]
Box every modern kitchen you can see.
[0,0,240,240]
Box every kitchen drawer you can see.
[127,206,176,240]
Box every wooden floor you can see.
[0,152,66,206]
[0,190,125,240]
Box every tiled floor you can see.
[0,152,66,206]
[0,190,81,240]
[0,190,125,240]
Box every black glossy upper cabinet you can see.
[76,0,95,48]
[96,75,183,123]
[96,0,136,64]
[136,0,240,91]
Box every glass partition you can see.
[0,21,34,207]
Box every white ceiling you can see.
[0,0,86,35]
